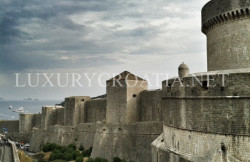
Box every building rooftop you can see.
[107,71,145,81]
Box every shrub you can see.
[73,151,82,160]
[83,147,93,157]
[67,144,77,150]
[52,160,67,162]
[42,143,63,152]
[113,157,121,162]
[113,157,127,162]
[79,145,84,151]
[43,143,83,161]
[42,143,49,152]
[86,158,95,162]
[87,157,109,162]
[76,156,83,162]
[95,157,109,162]
[65,147,74,153]
[50,153,58,161]
[50,149,64,161]
[77,151,82,157]
[63,152,73,161]
[49,145,80,161]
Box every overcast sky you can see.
[0,0,209,100]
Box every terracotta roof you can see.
[107,71,144,81]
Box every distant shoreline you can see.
[0,99,62,102]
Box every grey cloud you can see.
[0,0,207,73]
[0,0,209,99]
[0,47,120,72]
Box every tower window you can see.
[202,81,208,90]
[221,143,227,152]
[133,94,137,98]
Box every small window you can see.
[81,99,85,102]
[202,81,208,90]
[221,143,227,152]
[133,94,137,98]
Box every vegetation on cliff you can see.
[41,143,131,162]
[42,143,92,161]
[18,150,34,162]
[87,157,129,162]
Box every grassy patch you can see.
[18,150,34,162]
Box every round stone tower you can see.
[202,0,250,71]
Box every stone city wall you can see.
[29,123,97,152]
[162,71,250,97]
[162,97,250,135]
[0,120,19,133]
[19,114,42,132]
[42,106,58,129]
[64,96,90,126]
[138,90,163,122]
[75,123,97,149]
[152,125,250,162]
[92,122,162,162]
[56,107,65,125]
[84,99,106,123]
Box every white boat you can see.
[17,107,24,113]
[9,105,13,109]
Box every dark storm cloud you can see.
[0,0,110,44]
[0,0,207,73]
[0,0,123,72]
[0,0,209,99]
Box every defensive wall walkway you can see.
[0,134,20,162]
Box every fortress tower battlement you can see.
[202,0,250,33]
[202,0,250,71]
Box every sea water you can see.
[0,100,62,120]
